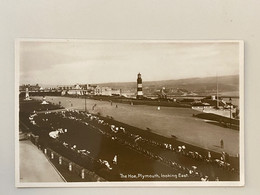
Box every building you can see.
[158,87,167,99]
[61,84,88,95]
[136,73,143,99]
[111,88,121,96]
[19,84,41,92]
[60,83,121,96]
[94,86,110,96]
[94,86,121,96]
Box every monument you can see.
[41,96,49,104]
[24,88,31,100]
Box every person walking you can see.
[208,151,212,162]
[220,139,224,148]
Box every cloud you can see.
[19,41,240,85]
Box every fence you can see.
[29,134,106,182]
[44,148,106,182]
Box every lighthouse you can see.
[136,73,143,99]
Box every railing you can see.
[29,134,106,182]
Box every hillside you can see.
[97,75,239,96]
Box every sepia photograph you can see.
[15,39,244,187]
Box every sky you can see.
[19,40,241,86]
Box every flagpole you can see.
[216,73,219,108]
[85,93,87,112]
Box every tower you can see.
[136,73,143,99]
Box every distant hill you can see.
[97,75,239,96]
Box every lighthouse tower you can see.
[136,73,143,99]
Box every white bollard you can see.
[44,149,47,154]
[69,163,72,171]
[81,169,85,179]
[59,157,62,165]
[51,152,54,159]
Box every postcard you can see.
[15,39,244,187]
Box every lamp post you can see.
[85,92,87,112]
[229,97,232,128]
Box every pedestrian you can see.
[222,152,226,162]
[220,139,224,148]
[208,151,212,161]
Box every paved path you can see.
[19,140,64,182]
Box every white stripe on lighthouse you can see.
[137,91,143,95]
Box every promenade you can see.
[33,96,239,156]
[19,140,64,182]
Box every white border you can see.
[15,40,20,187]
[15,39,244,187]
